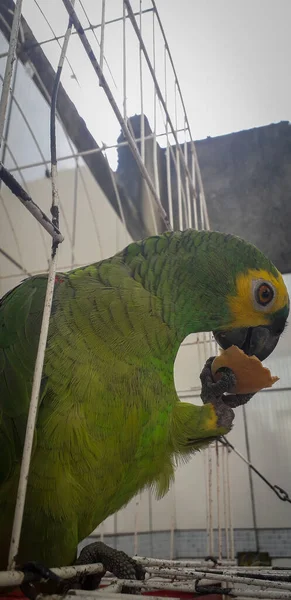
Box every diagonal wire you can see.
[78,0,118,88]
[33,0,80,85]
[221,437,291,505]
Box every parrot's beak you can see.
[213,316,287,362]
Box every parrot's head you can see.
[210,240,289,361]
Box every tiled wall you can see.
[79,529,291,560]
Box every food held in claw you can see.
[211,345,279,394]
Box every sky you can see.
[157,0,291,140]
[1,0,291,173]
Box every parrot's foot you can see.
[200,357,235,429]
[61,541,145,593]
[18,561,60,600]
[200,357,254,421]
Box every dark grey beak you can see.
[213,317,287,362]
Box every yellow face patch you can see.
[227,268,289,329]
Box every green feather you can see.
[0,229,286,568]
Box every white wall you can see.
[0,165,132,296]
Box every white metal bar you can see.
[134,494,141,555]
[222,444,230,559]
[216,441,222,560]
[104,150,128,244]
[139,0,145,164]
[226,443,235,560]
[164,48,173,227]
[122,1,127,120]
[145,567,291,591]
[0,563,104,587]
[183,119,192,228]
[0,0,23,147]
[7,256,58,568]
[152,9,159,197]
[208,445,214,556]
[71,156,79,267]
[7,2,74,568]
[120,578,291,599]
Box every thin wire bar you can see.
[99,0,106,73]
[203,450,210,555]
[0,247,30,276]
[8,128,186,173]
[174,83,183,229]
[164,49,173,227]
[243,404,259,552]
[7,2,73,568]
[113,513,118,550]
[0,73,48,168]
[222,444,230,559]
[1,68,74,244]
[0,0,23,147]
[170,484,176,560]
[216,441,222,560]
[33,0,79,84]
[134,494,141,555]
[139,1,145,163]
[208,446,214,556]
[190,141,198,229]
[61,0,171,231]
[151,0,209,227]
[0,59,18,168]
[148,490,154,559]
[7,8,154,54]
[226,443,235,560]
[122,1,127,119]
[0,192,24,268]
[71,156,79,267]
[104,149,129,247]
[1,139,50,262]
[183,119,192,228]
[78,0,117,89]
[124,0,198,207]
[152,10,160,198]
[0,163,64,244]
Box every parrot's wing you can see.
[0,276,49,484]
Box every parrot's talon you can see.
[200,358,254,420]
[200,359,235,429]
[19,561,60,583]
[60,542,145,592]
[18,562,60,600]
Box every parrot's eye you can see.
[255,282,275,307]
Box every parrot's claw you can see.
[18,561,60,600]
[200,357,235,429]
[200,357,254,423]
[61,541,145,593]
[19,561,60,583]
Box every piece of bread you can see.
[211,345,279,394]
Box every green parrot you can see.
[0,229,289,588]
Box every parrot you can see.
[0,229,289,592]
